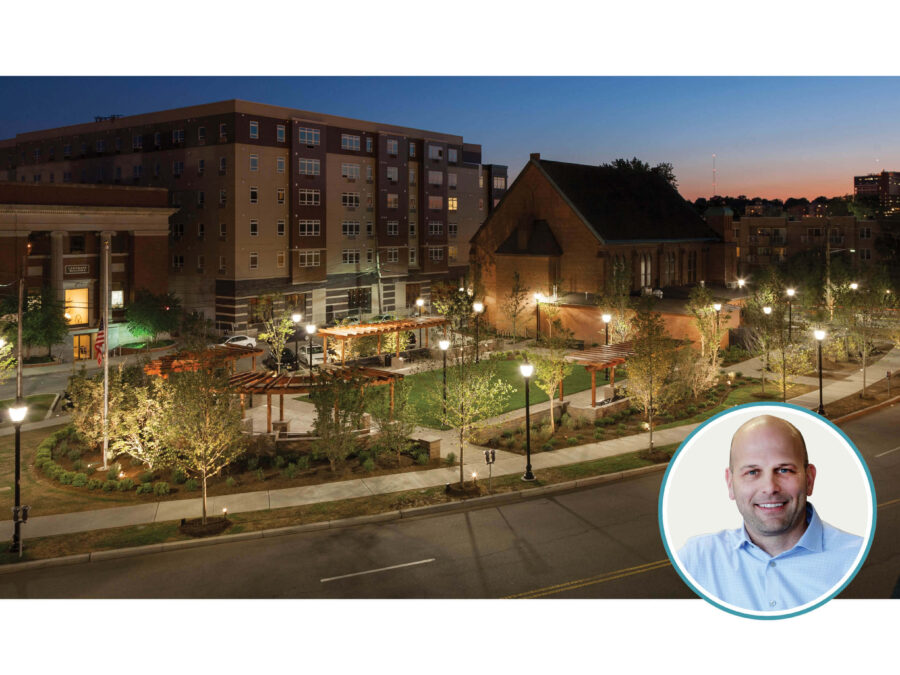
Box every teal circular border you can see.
[657,401,877,620]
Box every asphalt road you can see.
[1,405,897,600]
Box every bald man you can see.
[677,414,864,612]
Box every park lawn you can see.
[405,359,602,428]
[0,393,57,426]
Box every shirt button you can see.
[769,601,777,608]
[769,561,776,568]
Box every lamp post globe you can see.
[9,398,28,555]
[473,302,484,363]
[850,282,858,291]
[305,323,316,372]
[439,339,450,419]
[520,362,535,481]
[814,329,826,415]
[291,313,302,361]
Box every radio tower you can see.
[712,153,717,197]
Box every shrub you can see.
[106,468,119,481]
[255,468,265,482]
[415,453,429,465]
[117,478,135,491]
[501,430,513,439]
[246,456,259,471]
[593,428,605,440]
[102,480,117,492]
[153,482,170,496]
[275,455,286,469]
[184,478,200,491]
[541,442,554,452]
[72,459,85,472]
[445,452,457,466]
[487,437,500,447]
[225,476,237,488]
[172,468,188,484]
[71,472,88,488]
[361,458,375,473]
[617,423,627,432]
[59,470,75,485]
[139,471,155,484]
[685,405,697,415]
[735,371,743,379]
[599,416,615,425]
[44,462,63,480]
[66,446,83,461]
[296,456,310,470]
[567,437,580,446]
[502,438,516,449]
[87,478,103,490]
[136,482,153,494]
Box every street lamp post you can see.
[762,306,772,395]
[815,329,826,415]
[305,323,316,374]
[291,312,302,363]
[534,293,542,341]
[520,362,535,481]
[473,302,484,363]
[601,313,611,381]
[785,288,795,344]
[416,297,424,347]
[8,399,28,556]
[439,339,450,421]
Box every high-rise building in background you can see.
[854,171,900,214]
[0,100,506,331]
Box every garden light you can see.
[738,279,745,288]
[786,288,795,297]
[814,329,826,341]
[519,362,534,378]
[763,306,772,315]
[439,339,450,351]
[712,303,722,312]
[850,282,858,291]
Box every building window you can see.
[277,188,285,205]
[428,221,443,235]
[277,219,285,237]
[409,196,416,211]
[448,197,458,211]
[409,143,416,158]
[198,222,205,238]
[218,256,226,272]
[299,219,321,236]
[219,189,227,206]
[250,220,259,237]
[250,154,259,171]
[198,159,205,175]
[171,222,185,239]
[96,139,105,153]
[640,253,652,287]
[197,191,205,207]
[409,248,417,265]
[249,121,259,139]
[478,198,484,210]
[277,125,286,143]
[250,186,258,204]
[198,126,206,143]
[387,221,399,236]
[115,138,122,152]
[366,222,373,237]
[172,129,185,144]
[342,192,360,208]
[197,255,205,271]
[428,145,443,160]
[448,223,458,238]
[299,250,321,267]
[429,247,443,261]
[448,245,458,261]
[219,123,227,140]
[366,137,373,153]
[387,139,399,156]
[342,221,361,237]
[409,221,416,237]
[63,171,72,183]
[341,134,361,151]
[387,166,399,182]
[860,248,872,260]
[249,252,258,269]
[387,194,399,209]
[299,127,320,146]
[276,156,285,174]
[132,135,142,150]
[342,163,360,180]
[342,249,361,265]
[448,148,457,163]
[493,176,507,189]
[348,287,371,312]
[386,248,399,263]
[219,222,227,237]
[299,158,320,175]
[428,171,443,186]
[448,173,457,189]
[277,251,285,268]
[367,249,374,264]
[479,174,484,189]
[860,227,872,239]
[409,169,416,185]
[114,166,122,182]
[219,157,227,174]
[63,144,72,158]
[366,166,373,182]
[428,196,443,210]
[172,255,184,270]
[133,165,143,180]
[172,161,184,177]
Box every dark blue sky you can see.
[2,76,899,201]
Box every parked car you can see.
[263,347,299,372]
[212,335,257,348]
[370,313,397,323]
[299,344,338,366]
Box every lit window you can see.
[341,134,361,151]
[387,194,399,209]
[250,220,259,236]
[342,221,361,237]
[341,192,360,208]
[387,221,399,236]
[299,158,320,175]
[448,197,458,211]
[249,252,258,269]
[448,245,458,261]
[250,154,259,171]
[277,125,286,143]
[342,249,361,264]
[299,127,320,146]
[250,186,258,204]
[277,251,285,268]
[111,290,124,308]
[428,196,443,210]
[249,121,259,139]
[276,157,285,174]
[387,139,399,156]
[277,188,285,205]
[299,220,321,236]
[342,163,360,180]
[493,176,506,189]
[299,189,320,206]
[277,219,285,237]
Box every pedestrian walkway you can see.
[2,347,897,542]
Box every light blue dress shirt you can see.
[677,504,864,612]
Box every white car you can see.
[215,335,257,348]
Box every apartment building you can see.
[0,100,506,332]
[854,171,900,214]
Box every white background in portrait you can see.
[662,405,873,552]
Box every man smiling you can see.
[677,414,864,612]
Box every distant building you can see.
[0,100,506,332]
[854,171,900,214]
[0,182,173,362]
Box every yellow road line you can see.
[505,559,672,599]
[878,497,900,508]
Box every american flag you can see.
[95,318,105,366]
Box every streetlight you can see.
[8,398,28,556]
[416,297,424,346]
[849,282,858,291]
[762,306,772,395]
[473,301,484,363]
[439,339,450,421]
[305,323,316,373]
[785,288,795,343]
[534,292,543,341]
[291,312,302,363]
[814,329,826,415]
[601,313,612,381]
[520,361,535,481]
[737,278,745,289]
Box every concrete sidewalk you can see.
[2,347,897,542]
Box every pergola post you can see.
[610,363,617,387]
[251,355,256,370]
[396,329,401,357]
[559,380,564,402]
[390,379,395,415]
[591,370,596,407]
[425,328,429,348]
[377,333,382,356]
[241,393,246,417]
[266,394,272,433]
[341,338,346,365]
[323,336,328,364]
[279,394,284,421]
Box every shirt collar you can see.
[731,503,823,555]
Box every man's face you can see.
[726,419,816,549]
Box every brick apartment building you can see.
[0,100,507,332]
[471,154,737,345]
[854,171,900,214]
[0,182,172,362]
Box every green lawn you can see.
[0,393,57,426]
[405,359,622,429]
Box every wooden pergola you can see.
[228,365,404,433]
[316,316,451,364]
[143,344,265,377]
[566,341,635,407]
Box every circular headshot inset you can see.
[659,403,876,619]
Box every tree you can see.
[743,270,784,396]
[500,271,529,339]
[685,285,730,397]
[0,337,13,385]
[598,260,632,344]
[601,157,678,189]
[1,286,68,358]
[624,299,681,451]
[179,311,217,354]
[160,358,246,524]
[309,369,368,472]
[838,275,894,397]
[125,290,181,345]
[111,375,173,470]
[529,342,573,433]
[770,343,814,403]
[431,281,474,332]
[258,305,295,373]
[367,379,417,467]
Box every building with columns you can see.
[0,182,173,362]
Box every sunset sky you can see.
[2,76,898,202]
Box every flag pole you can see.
[101,235,110,471]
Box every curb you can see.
[0,463,669,575]
[832,393,900,425]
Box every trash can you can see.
[384,354,392,367]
